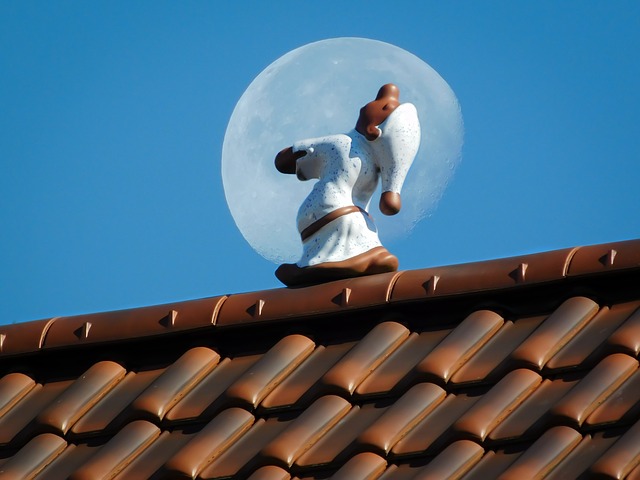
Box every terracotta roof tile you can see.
[0,318,55,356]
[0,239,638,478]
[356,382,445,455]
[0,433,66,479]
[587,418,640,479]
[162,408,254,478]
[259,395,351,468]
[35,361,126,436]
[549,353,638,427]
[510,296,599,370]
[415,310,504,383]
[225,334,315,408]
[130,346,219,421]
[497,426,582,480]
[68,420,160,480]
[319,321,410,396]
[567,239,640,276]
[330,452,387,480]
[412,439,484,479]
[453,368,542,441]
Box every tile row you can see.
[2,417,639,479]
[1,240,638,355]
[1,297,638,450]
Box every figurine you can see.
[274,83,420,287]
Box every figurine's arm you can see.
[379,191,402,216]
[275,146,307,174]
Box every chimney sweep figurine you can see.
[274,83,420,287]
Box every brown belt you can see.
[300,205,370,241]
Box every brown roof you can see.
[0,239,639,479]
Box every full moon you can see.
[222,38,463,264]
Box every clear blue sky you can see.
[1,1,638,325]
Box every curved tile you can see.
[0,433,66,479]
[162,408,254,478]
[496,426,582,480]
[259,395,351,468]
[320,322,410,395]
[0,318,56,357]
[356,383,446,454]
[36,361,126,435]
[567,239,640,276]
[588,419,640,479]
[217,272,399,327]
[225,334,315,408]
[550,353,638,427]
[510,297,599,370]
[331,452,387,480]
[0,372,35,418]
[130,346,219,421]
[247,465,291,480]
[415,310,504,383]
[606,305,640,356]
[412,439,484,480]
[68,420,160,480]
[453,369,542,441]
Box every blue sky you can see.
[1,1,638,325]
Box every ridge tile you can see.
[510,296,599,370]
[0,318,55,357]
[567,239,640,276]
[415,310,504,383]
[225,334,315,408]
[41,297,225,349]
[162,407,254,478]
[130,346,219,421]
[391,247,577,302]
[217,273,398,327]
[35,361,126,435]
[550,353,638,427]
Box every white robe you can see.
[291,103,420,268]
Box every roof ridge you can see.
[1,239,638,358]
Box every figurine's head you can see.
[356,84,401,141]
[376,83,399,101]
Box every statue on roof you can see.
[274,83,421,287]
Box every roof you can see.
[1,239,639,479]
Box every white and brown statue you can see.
[274,84,420,286]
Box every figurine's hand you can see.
[275,147,307,174]
[380,191,401,215]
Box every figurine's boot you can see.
[275,246,398,287]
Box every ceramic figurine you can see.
[274,84,420,287]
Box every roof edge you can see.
[1,239,637,357]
